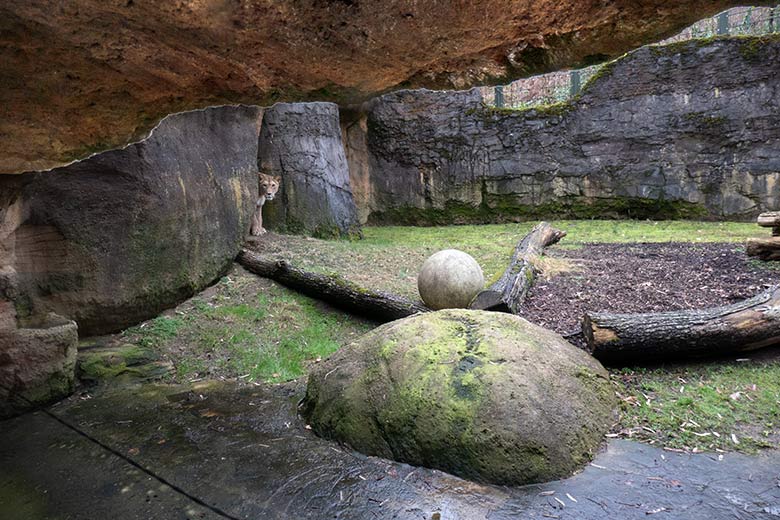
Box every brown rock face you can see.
[0,313,78,418]
[0,0,759,173]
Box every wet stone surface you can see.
[1,380,779,519]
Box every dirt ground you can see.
[522,242,780,344]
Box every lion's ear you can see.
[274,176,281,183]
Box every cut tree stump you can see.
[469,222,566,313]
[756,211,780,236]
[583,285,780,364]
[237,249,429,322]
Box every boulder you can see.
[259,103,361,238]
[0,313,78,418]
[302,309,616,485]
[0,105,261,335]
[417,249,484,309]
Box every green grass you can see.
[125,316,184,348]
[122,273,372,384]
[615,361,780,452]
[361,220,762,247]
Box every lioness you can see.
[250,172,280,236]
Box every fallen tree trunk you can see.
[583,285,780,364]
[237,249,429,322]
[469,222,566,313]
[746,237,780,261]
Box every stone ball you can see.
[301,310,616,486]
[417,249,484,310]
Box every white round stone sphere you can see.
[417,249,485,310]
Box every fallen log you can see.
[583,285,780,364]
[746,237,780,261]
[237,249,429,322]
[469,222,566,313]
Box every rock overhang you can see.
[0,0,768,173]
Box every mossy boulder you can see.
[302,309,615,486]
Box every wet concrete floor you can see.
[1,381,779,519]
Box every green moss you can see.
[78,344,162,382]
[275,217,361,240]
[646,34,780,62]
[580,58,620,94]
[312,224,342,240]
[368,195,709,226]
[650,36,721,57]
[683,111,728,128]
[304,310,614,484]
[739,34,780,61]
[468,101,574,121]
[0,477,48,519]
[60,140,113,162]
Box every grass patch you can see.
[122,272,373,384]
[614,361,780,452]
[362,220,762,247]
[125,316,184,348]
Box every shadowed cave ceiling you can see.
[0,0,766,173]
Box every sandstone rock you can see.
[0,313,78,418]
[302,310,615,485]
[346,36,780,222]
[259,103,361,238]
[0,1,752,173]
[417,249,484,310]
[0,105,260,335]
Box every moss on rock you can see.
[77,344,172,383]
[368,195,708,226]
[302,309,616,485]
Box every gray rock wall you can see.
[345,36,780,224]
[0,105,261,335]
[259,102,361,238]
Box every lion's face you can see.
[259,173,280,201]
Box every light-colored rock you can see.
[417,249,484,309]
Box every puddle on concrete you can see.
[2,380,779,519]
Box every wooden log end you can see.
[746,237,780,261]
[757,212,780,227]
[469,290,509,312]
[582,313,621,355]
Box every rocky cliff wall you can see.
[345,36,780,224]
[259,103,361,238]
[0,105,261,335]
